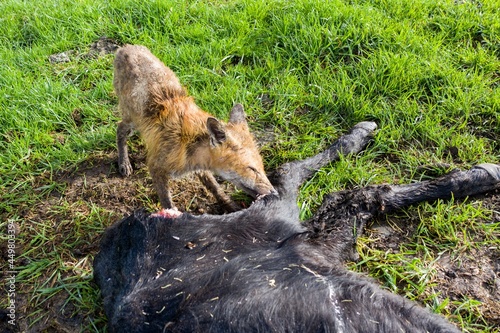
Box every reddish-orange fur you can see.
[114,45,275,210]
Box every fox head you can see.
[207,104,277,198]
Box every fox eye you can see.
[248,166,258,174]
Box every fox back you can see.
[114,45,275,203]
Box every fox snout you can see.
[232,174,277,199]
[245,183,277,198]
[256,186,279,200]
[255,180,278,197]
[259,185,279,197]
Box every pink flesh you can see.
[151,208,182,219]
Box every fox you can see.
[113,44,276,211]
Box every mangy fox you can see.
[114,45,276,210]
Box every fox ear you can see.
[229,103,247,124]
[207,117,226,146]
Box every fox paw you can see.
[118,161,133,177]
[151,208,182,219]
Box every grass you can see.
[0,0,499,331]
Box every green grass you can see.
[0,0,499,332]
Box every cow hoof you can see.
[474,163,500,181]
[354,121,378,132]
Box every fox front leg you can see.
[116,120,134,177]
[149,167,177,210]
[197,171,240,212]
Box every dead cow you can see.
[94,122,500,332]
[114,45,276,211]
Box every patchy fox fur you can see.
[114,45,275,210]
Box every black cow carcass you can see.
[94,122,500,332]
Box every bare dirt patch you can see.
[53,149,230,217]
[49,36,120,64]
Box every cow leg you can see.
[270,121,377,202]
[308,163,500,261]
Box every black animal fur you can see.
[94,122,500,333]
